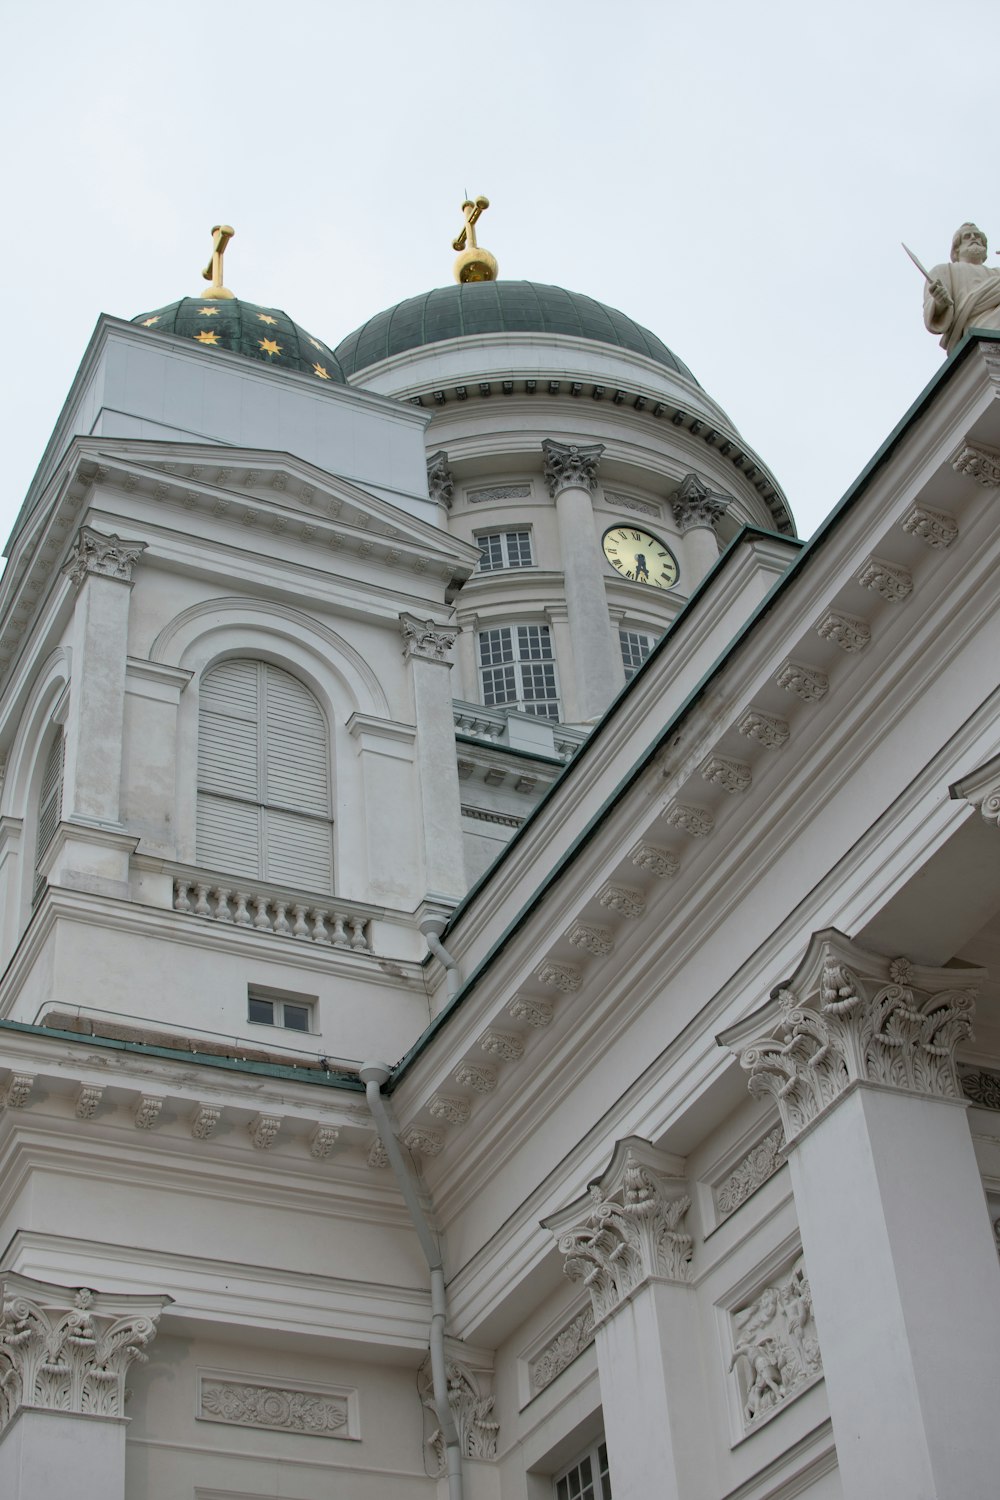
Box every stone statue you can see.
[924,224,1000,353]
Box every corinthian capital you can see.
[670,473,728,532]
[543,1137,691,1324]
[63,525,147,588]
[542,439,604,497]
[0,1272,172,1429]
[426,451,455,508]
[400,612,459,664]
[718,929,981,1146]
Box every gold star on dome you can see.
[308,337,322,349]
[258,338,282,356]
[257,313,278,326]
[198,306,221,316]
[313,363,331,379]
[194,329,221,345]
[141,316,160,327]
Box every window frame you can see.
[618,626,658,683]
[554,1439,612,1500]
[477,622,560,719]
[247,984,317,1034]
[475,528,535,573]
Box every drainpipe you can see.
[359,1061,463,1500]
[420,915,462,1000]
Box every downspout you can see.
[359,1061,463,1500]
[421,915,462,1000]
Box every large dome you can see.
[334,281,700,385]
[131,297,347,383]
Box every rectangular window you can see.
[248,985,316,1033]
[478,624,559,719]
[619,628,657,682]
[476,530,534,571]
[555,1441,612,1500]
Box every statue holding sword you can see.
[905,224,1000,353]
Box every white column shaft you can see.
[554,484,624,720]
[0,1411,125,1500]
[410,655,466,900]
[681,525,720,588]
[66,575,131,824]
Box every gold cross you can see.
[451,195,498,283]
[452,196,489,252]
[201,223,236,300]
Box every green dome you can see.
[131,297,346,383]
[334,281,700,385]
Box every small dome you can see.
[334,281,700,385]
[131,298,347,384]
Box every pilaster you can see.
[400,613,466,901]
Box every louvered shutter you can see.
[261,667,332,888]
[33,734,64,904]
[197,660,261,877]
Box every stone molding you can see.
[541,439,604,497]
[719,929,981,1145]
[670,472,728,532]
[728,1252,822,1431]
[454,1062,497,1093]
[426,451,455,508]
[901,503,958,548]
[815,610,871,652]
[952,442,1000,486]
[0,1273,171,1429]
[530,1305,596,1392]
[857,556,913,600]
[400,612,459,664]
[701,755,752,794]
[536,960,581,992]
[631,841,679,877]
[428,1094,472,1125]
[775,660,829,700]
[664,803,714,838]
[479,1030,524,1062]
[738,709,790,748]
[544,1138,692,1325]
[567,922,614,957]
[598,884,645,919]
[419,1357,499,1471]
[508,995,554,1028]
[467,482,531,504]
[63,525,147,589]
[714,1124,785,1220]
[198,1370,355,1438]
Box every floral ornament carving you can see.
[978,780,1000,827]
[75,1084,104,1119]
[134,1095,163,1130]
[545,1145,692,1325]
[454,1062,497,1094]
[418,1357,499,1471]
[857,556,913,601]
[701,756,752,794]
[631,842,679,877]
[901,503,958,549]
[815,611,871,653]
[191,1104,221,1139]
[536,961,581,992]
[775,661,829,701]
[567,922,614,957]
[249,1113,281,1150]
[738,710,790,748]
[402,1125,444,1156]
[951,442,1000,486]
[664,803,714,838]
[720,931,980,1145]
[729,1254,822,1430]
[310,1125,340,1158]
[508,995,554,1028]
[599,884,645,918]
[479,1030,525,1062]
[367,1137,390,1168]
[670,472,728,532]
[0,1274,170,1429]
[715,1125,785,1219]
[400,612,459,664]
[426,451,455,508]
[1,1073,34,1110]
[63,525,147,588]
[531,1306,595,1392]
[959,1066,1000,1109]
[541,439,605,497]
[428,1094,472,1125]
[199,1376,351,1437]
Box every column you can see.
[544,1139,714,1500]
[670,474,726,587]
[542,440,624,722]
[720,930,1000,1500]
[0,1273,170,1500]
[400,613,466,903]
[426,451,455,526]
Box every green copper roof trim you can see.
[389,330,997,1088]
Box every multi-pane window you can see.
[555,1441,612,1500]
[476,530,534,571]
[478,624,559,719]
[248,986,314,1032]
[33,733,64,905]
[619,628,657,682]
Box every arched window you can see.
[196,660,333,891]
[33,733,64,905]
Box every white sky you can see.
[3,0,996,544]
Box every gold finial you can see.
[452,196,498,284]
[201,223,236,300]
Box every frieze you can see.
[729,1253,822,1431]
[198,1372,354,1438]
[530,1306,596,1392]
[714,1125,785,1219]
[467,482,531,504]
[603,490,662,520]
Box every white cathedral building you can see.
[0,210,998,1500]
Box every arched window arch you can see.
[196,659,333,890]
[33,732,64,905]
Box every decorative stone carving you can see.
[949,756,1000,827]
[249,1113,281,1150]
[63,525,147,588]
[701,756,752,794]
[631,842,679,877]
[530,1306,596,1391]
[426,451,455,508]
[599,884,645,919]
[857,556,913,600]
[901,503,958,548]
[952,442,1000,486]
[310,1125,340,1158]
[604,490,661,519]
[775,660,829,700]
[544,1139,692,1324]
[199,1374,352,1437]
[402,1125,444,1156]
[134,1095,162,1130]
[714,1125,785,1219]
[419,1357,499,1472]
[664,803,714,838]
[479,1030,525,1062]
[75,1084,104,1119]
[400,612,459,664]
[508,995,554,1028]
[567,922,614,957]
[0,1273,170,1430]
[454,1062,497,1093]
[191,1104,221,1139]
[1,1073,34,1109]
[536,960,582,992]
[367,1137,390,1168]
[468,482,531,503]
[959,1066,1000,1109]
[729,1253,822,1429]
[719,930,980,1145]
[737,709,790,748]
[428,1094,472,1125]
[670,472,728,532]
[541,439,604,497]
[815,611,871,653]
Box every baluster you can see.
[212,887,232,922]
[173,880,192,913]
[349,917,368,951]
[193,884,212,917]
[252,895,271,931]
[331,913,348,947]
[273,902,291,936]
[232,891,252,927]
[311,908,331,944]
[291,904,310,940]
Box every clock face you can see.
[602,526,679,589]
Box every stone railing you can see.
[452,699,587,763]
[172,876,372,952]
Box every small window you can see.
[248,985,315,1033]
[619,628,657,682]
[478,624,559,719]
[476,530,534,571]
[555,1441,612,1500]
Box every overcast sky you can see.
[3,0,996,544]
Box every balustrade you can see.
[172,878,371,951]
